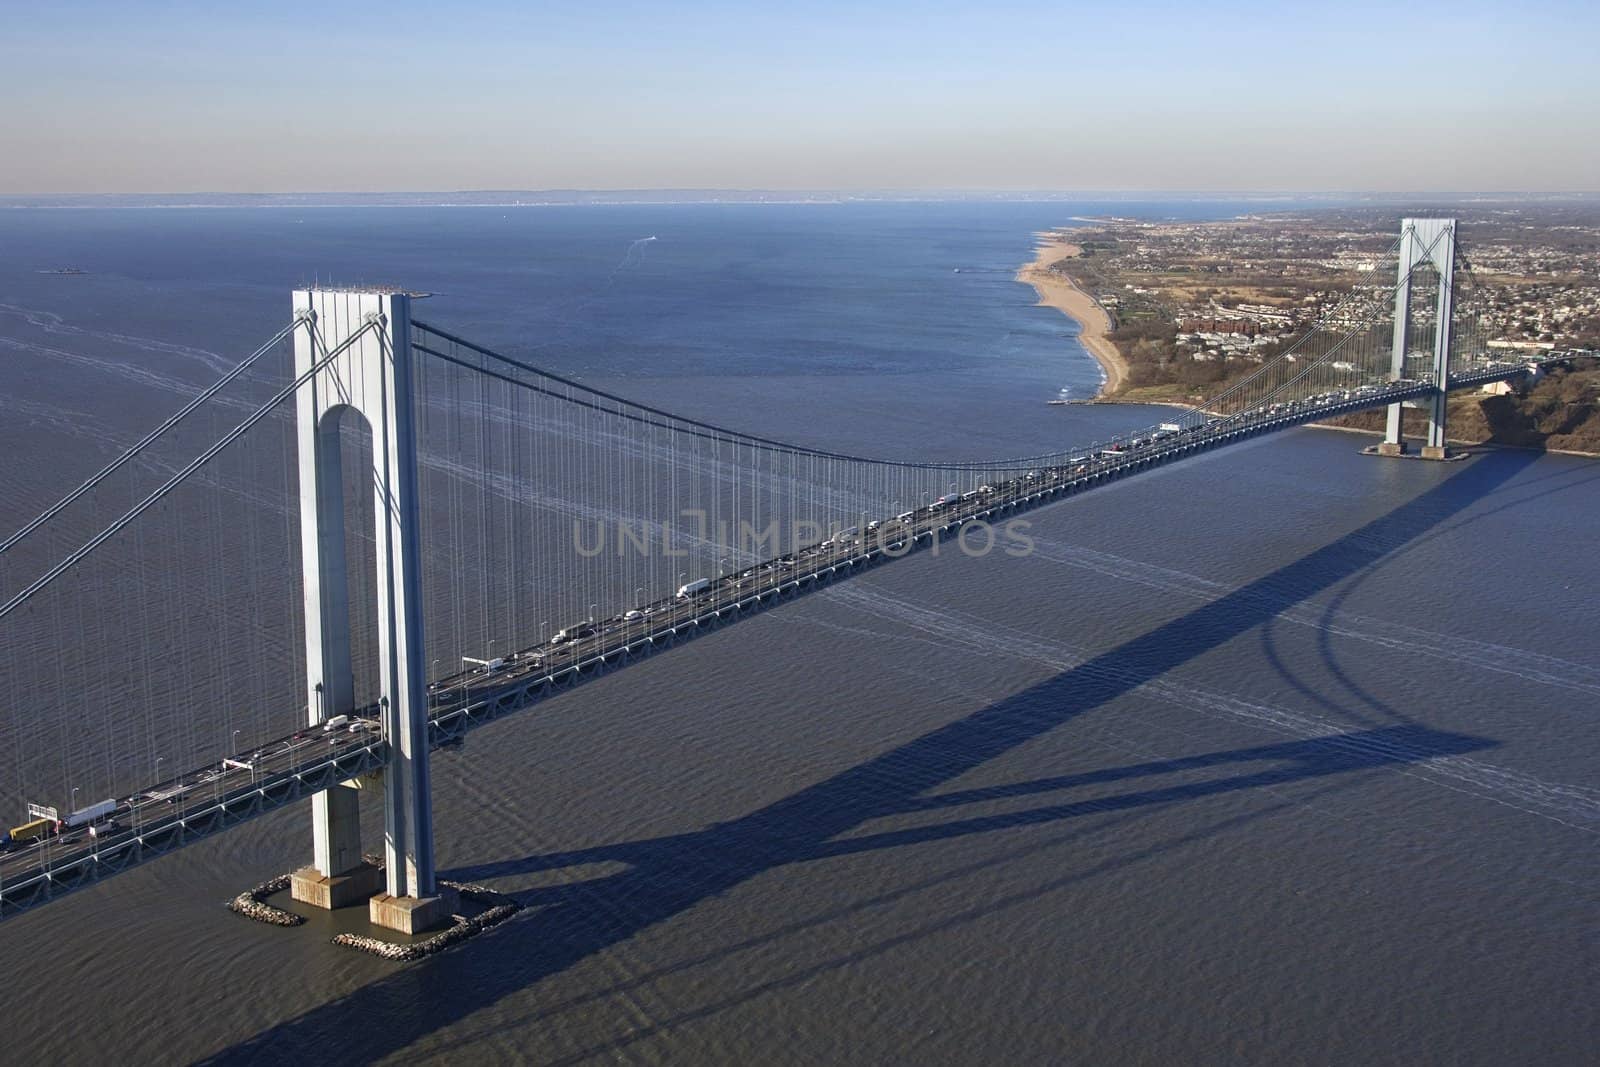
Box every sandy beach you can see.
[1016,231,1128,396]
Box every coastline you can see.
[1017,231,1128,397]
[1308,420,1599,458]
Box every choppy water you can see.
[0,203,1596,1065]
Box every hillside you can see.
[1321,358,1600,454]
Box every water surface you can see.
[0,203,1594,1065]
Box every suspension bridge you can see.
[0,218,1576,930]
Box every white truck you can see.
[64,798,116,829]
[551,623,597,645]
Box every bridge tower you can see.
[288,289,453,933]
[1380,218,1457,460]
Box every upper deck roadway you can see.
[0,356,1569,918]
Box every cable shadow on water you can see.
[1301,455,1600,720]
[435,777,1369,1067]
[1254,451,1600,734]
[203,447,1538,1065]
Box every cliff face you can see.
[1322,359,1600,454]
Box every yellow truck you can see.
[8,818,52,845]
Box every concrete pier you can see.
[1364,443,1467,462]
[370,886,459,934]
[289,862,385,909]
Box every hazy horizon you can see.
[3,0,1597,195]
[5,189,1599,205]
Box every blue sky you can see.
[2,0,1596,192]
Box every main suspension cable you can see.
[0,315,306,557]
[0,319,378,622]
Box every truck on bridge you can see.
[6,818,52,847]
[677,578,713,599]
[551,623,598,645]
[63,799,116,829]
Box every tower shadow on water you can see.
[206,445,1536,1064]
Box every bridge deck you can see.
[0,358,1561,918]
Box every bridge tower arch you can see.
[1381,217,1457,459]
[289,289,451,933]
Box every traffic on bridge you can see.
[0,349,1566,913]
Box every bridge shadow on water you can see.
[205,448,1537,1064]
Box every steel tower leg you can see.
[1380,225,1417,455]
[1424,234,1456,458]
[299,413,374,906]
[290,289,452,933]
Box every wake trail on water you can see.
[608,235,658,284]
[813,582,1600,834]
[1022,534,1600,700]
[505,236,663,366]
[0,302,235,376]
[0,335,252,406]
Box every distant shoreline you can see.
[0,192,1302,211]
[1016,232,1128,397]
